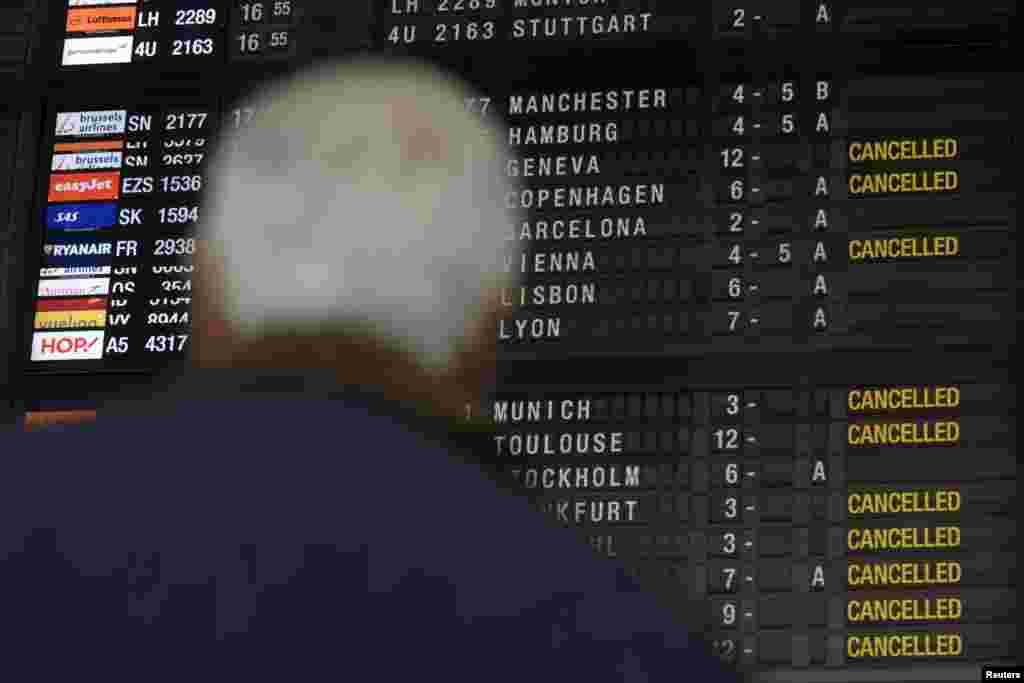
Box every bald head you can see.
[198,58,519,371]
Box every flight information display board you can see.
[25,101,216,368]
[12,2,1016,681]
[51,0,301,69]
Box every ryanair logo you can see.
[44,242,113,257]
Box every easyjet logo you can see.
[54,178,113,192]
[48,171,120,201]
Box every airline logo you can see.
[62,35,134,65]
[48,172,120,202]
[31,330,105,361]
[24,410,98,432]
[42,236,113,267]
[34,297,108,330]
[43,242,113,258]
[38,277,111,297]
[40,265,112,278]
[55,139,123,153]
[69,0,137,6]
[66,6,137,33]
[55,110,126,137]
[46,202,118,231]
[52,150,122,171]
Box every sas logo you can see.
[61,35,134,66]
[40,265,112,278]
[52,150,122,171]
[38,277,111,297]
[46,202,118,231]
[66,6,137,34]
[34,297,108,331]
[48,171,120,202]
[31,330,105,361]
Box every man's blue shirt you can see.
[0,370,738,681]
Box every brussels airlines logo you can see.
[48,172,120,202]
[31,330,105,361]
[46,202,118,231]
[66,7,137,34]
[38,277,110,297]
[55,110,127,136]
[40,265,112,278]
[52,150,122,171]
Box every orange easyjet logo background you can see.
[66,7,137,34]
[47,171,121,202]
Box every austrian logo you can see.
[48,171,120,202]
[34,297,108,330]
[66,6,137,33]
[38,277,111,297]
[62,36,134,66]
[31,330,105,361]
[52,150,122,171]
[55,110,127,136]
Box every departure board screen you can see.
[10,1,1015,681]
[26,101,216,368]
[52,0,301,69]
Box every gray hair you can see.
[202,59,520,368]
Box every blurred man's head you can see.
[192,59,520,416]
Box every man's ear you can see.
[444,291,502,405]
[190,240,238,366]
